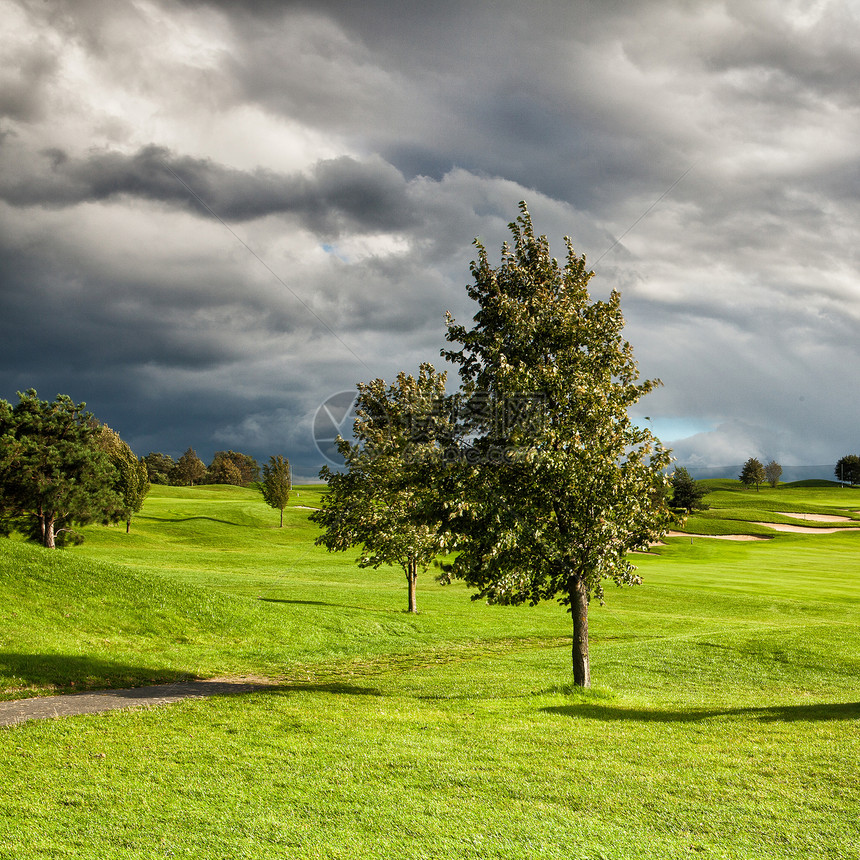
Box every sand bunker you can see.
[753,522,860,534]
[775,512,854,523]
[666,530,770,542]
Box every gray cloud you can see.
[2,0,859,478]
[0,144,416,234]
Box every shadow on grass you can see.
[0,652,191,695]
[258,597,402,614]
[137,516,241,526]
[543,701,860,723]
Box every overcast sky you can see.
[2,0,858,480]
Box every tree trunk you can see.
[406,557,418,613]
[570,575,590,688]
[43,516,56,549]
[279,508,284,528]
[126,518,131,534]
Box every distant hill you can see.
[677,464,839,483]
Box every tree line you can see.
[0,390,293,546]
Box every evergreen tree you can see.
[835,455,860,486]
[671,467,709,511]
[739,457,766,491]
[0,390,124,547]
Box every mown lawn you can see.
[0,482,858,858]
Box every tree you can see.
[143,452,175,485]
[207,450,260,485]
[835,455,860,486]
[739,457,766,490]
[441,203,672,687]
[0,390,124,547]
[311,364,454,613]
[764,460,783,488]
[170,447,206,486]
[260,455,291,527]
[98,425,150,532]
[671,467,709,512]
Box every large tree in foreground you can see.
[441,203,672,687]
[311,365,453,613]
[0,390,124,547]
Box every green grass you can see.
[1,481,859,858]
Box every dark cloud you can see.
[0,145,416,235]
[2,0,860,477]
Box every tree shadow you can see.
[258,597,403,614]
[543,701,860,723]
[137,515,241,526]
[0,652,193,694]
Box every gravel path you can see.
[0,677,279,728]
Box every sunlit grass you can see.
[1,481,858,857]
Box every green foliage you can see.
[170,447,206,486]
[671,466,709,511]
[260,455,291,526]
[442,202,672,686]
[739,457,766,490]
[98,425,150,531]
[2,482,860,858]
[764,459,782,488]
[835,454,860,486]
[206,450,259,485]
[0,390,124,547]
[142,451,174,485]
[311,364,454,613]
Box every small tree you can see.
[671,467,709,511]
[170,447,206,486]
[764,460,783,488]
[835,455,860,486]
[0,390,124,547]
[143,452,175,485]
[99,425,150,532]
[260,455,291,527]
[739,457,766,491]
[311,364,453,613]
[207,450,260,485]
[441,203,672,687]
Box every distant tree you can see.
[739,457,766,491]
[260,455,291,527]
[764,460,783,488]
[311,365,453,613]
[835,455,860,486]
[170,447,206,486]
[440,204,673,687]
[98,426,150,532]
[143,452,175,485]
[0,390,124,547]
[206,450,259,485]
[671,467,709,511]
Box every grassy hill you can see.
[0,482,858,858]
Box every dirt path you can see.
[0,677,279,728]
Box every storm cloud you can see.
[2,0,859,479]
